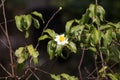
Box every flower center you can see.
[59,36,65,42]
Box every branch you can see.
[0,64,12,76]
[85,67,96,79]
[35,67,51,75]
[0,0,5,8]
[112,40,120,46]
[0,24,6,36]
[94,55,99,79]
[0,76,11,80]
[0,19,14,25]
[0,39,9,48]
[1,0,15,77]
[29,68,40,80]
[26,73,33,80]
[78,47,85,80]
[18,68,30,80]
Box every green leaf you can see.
[23,53,28,59]
[66,41,77,53]
[32,17,40,29]
[55,45,63,56]
[99,66,108,73]
[15,47,24,57]
[71,25,85,41]
[27,44,35,56]
[27,44,39,57]
[51,73,78,80]
[47,40,55,59]
[32,11,44,23]
[32,51,39,58]
[71,25,85,33]
[107,73,118,80]
[99,24,111,31]
[91,28,101,44]
[88,47,97,52]
[33,57,39,65]
[94,16,100,26]
[15,15,24,32]
[17,57,25,64]
[103,29,112,47]
[88,4,105,25]
[108,22,120,29]
[65,20,74,34]
[100,47,110,61]
[89,4,95,19]
[85,33,91,43]
[23,15,32,30]
[112,32,117,40]
[61,73,78,80]
[38,34,51,41]
[97,5,105,21]
[15,47,29,64]
[51,74,61,80]
[80,9,90,24]
[44,29,57,39]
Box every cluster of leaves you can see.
[15,44,39,65]
[15,11,44,38]
[14,4,120,79]
[15,11,44,66]
[38,28,77,59]
[63,4,120,79]
[67,4,120,62]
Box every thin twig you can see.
[110,62,118,69]
[35,68,51,75]
[0,64,12,76]
[18,68,29,80]
[0,24,6,35]
[107,67,114,73]
[1,0,15,77]
[0,76,11,80]
[0,0,5,8]
[26,73,33,80]
[94,55,99,79]
[0,38,14,54]
[0,24,11,49]
[0,39,9,48]
[85,67,96,79]
[0,24,9,48]
[29,68,40,80]
[100,51,106,73]
[78,47,85,80]
[35,7,62,49]
[0,19,14,25]
[112,40,120,46]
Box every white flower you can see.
[54,34,68,45]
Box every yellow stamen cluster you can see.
[59,35,65,42]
